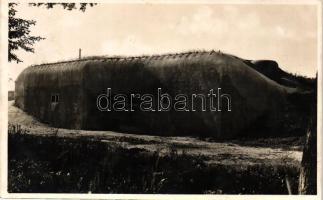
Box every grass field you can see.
[8,101,304,194]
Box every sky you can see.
[8,3,318,90]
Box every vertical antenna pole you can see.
[79,48,82,59]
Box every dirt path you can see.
[8,101,302,167]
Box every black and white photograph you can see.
[0,0,322,198]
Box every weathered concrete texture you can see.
[15,51,290,139]
[15,61,89,129]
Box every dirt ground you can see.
[8,101,302,167]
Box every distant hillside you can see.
[242,59,316,90]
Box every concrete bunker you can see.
[15,51,289,138]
